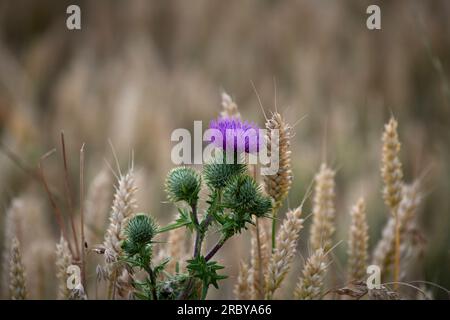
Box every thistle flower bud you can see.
[165,167,201,206]
[203,152,246,190]
[125,214,157,247]
[223,175,271,217]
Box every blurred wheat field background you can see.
[0,0,449,299]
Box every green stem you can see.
[144,265,158,300]
[178,192,222,300]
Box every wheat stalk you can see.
[55,236,73,299]
[347,197,369,281]
[249,221,270,299]
[234,261,251,300]
[103,168,137,297]
[9,237,27,300]
[380,117,405,288]
[372,182,421,276]
[294,248,327,300]
[309,163,336,252]
[220,91,241,119]
[263,112,293,251]
[265,206,303,299]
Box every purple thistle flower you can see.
[208,117,261,153]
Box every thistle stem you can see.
[179,202,203,300]
[205,236,228,262]
[145,266,158,300]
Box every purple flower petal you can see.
[208,117,261,153]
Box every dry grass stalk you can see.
[309,163,336,252]
[381,117,404,212]
[220,91,241,119]
[347,197,369,281]
[294,248,327,300]
[85,168,113,245]
[55,236,73,299]
[234,261,251,300]
[372,182,421,276]
[265,206,303,299]
[9,237,27,300]
[249,221,270,299]
[103,169,137,297]
[263,112,293,212]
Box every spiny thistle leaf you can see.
[187,256,227,290]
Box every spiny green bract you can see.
[203,155,246,189]
[165,167,201,205]
[223,175,272,217]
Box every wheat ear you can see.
[294,248,327,300]
[220,91,241,119]
[263,112,293,250]
[265,206,303,299]
[9,237,27,300]
[103,169,137,297]
[234,261,251,300]
[381,117,404,212]
[309,163,336,252]
[372,182,421,276]
[263,112,293,211]
[347,197,369,281]
[55,236,73,299]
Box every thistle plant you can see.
[120,214,163,300]
[118,116,272,300]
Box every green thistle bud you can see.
[252,194,273,217]
[203,152,246,190]
[223,175,272,217]
[165,167,201,205]
[125,214,157,247]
